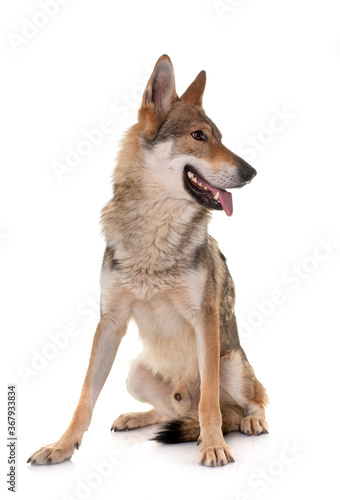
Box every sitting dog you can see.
[28,55,268,468]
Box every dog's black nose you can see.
[239,161,257,182]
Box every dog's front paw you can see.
[197,441,235,467]
[27,437,80,465]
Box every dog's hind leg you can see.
[111,360,177,431]
[220,349,269,436]
[240,370,269,436]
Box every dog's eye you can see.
[191,130,207,141]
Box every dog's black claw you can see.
[210,460,215,467]
[31,459,36,465]
[228,456,235,463]
[220,460,225,466]
[75,442,79,450]
[27,457,31,463]
[246,430,250,436]
[256,431,260,436]
[200,458,205,466]
[47,458,52,465]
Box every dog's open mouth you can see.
[183,166,233,216]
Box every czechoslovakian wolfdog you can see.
[28,55,268,468]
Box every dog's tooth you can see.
[204,186,208,191]
[214,192,220,200]
[192,177,198,183]
[198,182,203,187]
[187,171,194,179]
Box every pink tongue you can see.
[219,190,233,216]
[208,185,233,216]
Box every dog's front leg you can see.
[196,305,235,467]
[28,306,131,465]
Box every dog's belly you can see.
[132,296,199,384]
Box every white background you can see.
[1,0,340,499]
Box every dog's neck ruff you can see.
[102,187,210,299]
[112,185,209,270]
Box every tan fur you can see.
[28,55,267,468]
[181,70,206,107]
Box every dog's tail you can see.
[153,403,245,444]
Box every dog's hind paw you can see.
[240,416,268,436]
[111,409,160,432]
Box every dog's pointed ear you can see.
[139,55,178,135]
[181,70,206,107]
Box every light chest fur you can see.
[101,161,209,383]
[100,241,207,384]
[132,294,200,385]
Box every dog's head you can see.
[138,55,256,216]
